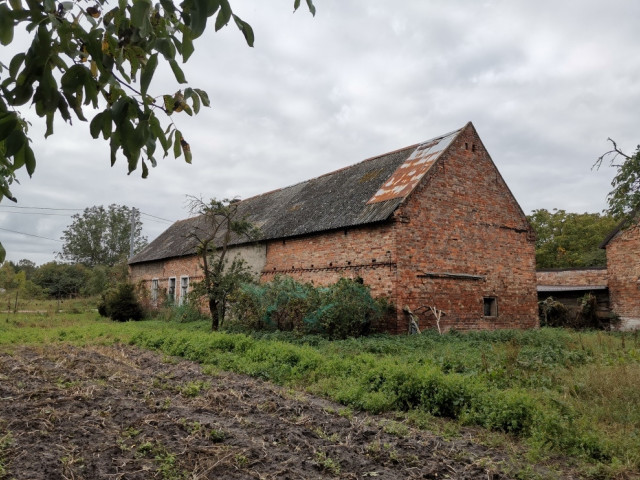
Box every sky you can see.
[1,0,639,265]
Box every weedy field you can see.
[0,301,639,479]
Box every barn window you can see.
[151,279,159,304]
[483,297,497,317]
[179,276,189,305]
[168,277,176,303]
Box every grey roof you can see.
[129,126,466,265]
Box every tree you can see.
[0,0,316,262]
[31,261,89,297]
[527,209,619,269]
[14,258,36,279]
[59,204,147,267]
[187,196,259,330]
[594,140,640,217]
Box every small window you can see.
[483,297,497,317]
[179,276,189,305]
[168,277,176,303]
[151,278,159,304]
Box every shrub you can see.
[229,276,386,338]
[307,278,383,339]
[538,296,569,327]
[98,282,145,322]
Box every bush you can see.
[538,296,569,327]
[307,278,383,339]
[229,276,387,338]
[98,282,145,322]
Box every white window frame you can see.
[151,278,159,304]
[179,276,189,305]
[168,277,176,303]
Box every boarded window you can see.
[179,276,189,305]
[151,279,159,304]
[168,277,176,303]
[483,297,497,317]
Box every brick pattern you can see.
[392,126,538,333]
[130,256,202,305]
[536,268,608,287]
[606,224,640,323]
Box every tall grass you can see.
[2,309,639,476]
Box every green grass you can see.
[2,306,639,477]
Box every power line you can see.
[0,205,83,212]
[0,226,62,243]
[0,211,73,217]
[139,211,174,223]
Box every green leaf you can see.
[215,0,231,31]
[150,115,169,152]
[0,4,14,46]
[194,88,210,107]
[140,53,157,97]
[294,0,300,10]
[8,0,22,11]
[141,159,149,178]
[233,14,254,47]
[155,37,176,60]
[12,144,26,170]
[0,112,18,142]
[0,242,5,263]
[169,59,186,84]
[130,0,151,29]
[181,30,195,62]
[24,145,35,177]
[163,94,174,114]
[173,129,182,158]
[8,53,25,79]
[188,0,210,38]
[305,0,316,16]
[90,112,105,139]
[4,129,25,157]
[101,110,113,139]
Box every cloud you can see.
[1,0,637,264]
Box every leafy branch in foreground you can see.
[0,0,315,262]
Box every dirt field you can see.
[0,344,538,479]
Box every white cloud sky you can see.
[1,0,638,264]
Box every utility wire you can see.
[0,226,62,242]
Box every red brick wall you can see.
[393,125,538,333]
[536,268,608,287]
[130,256,202,305]
[606,224,640,327]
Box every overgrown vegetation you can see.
[1,308,639,477]
[539,293,618,330]
[98,283,144,322]
[229,276,388,339]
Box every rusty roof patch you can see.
[367,128,461,204]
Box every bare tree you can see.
[187,196,260,330]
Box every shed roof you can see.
[129,125,467,265]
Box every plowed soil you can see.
[0,344,539,479]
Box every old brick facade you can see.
[603,222,640,330]
[130,123,539,333]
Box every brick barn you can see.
[600,217,640,330]
[129,122,539,333]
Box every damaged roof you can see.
[130,125,466,264]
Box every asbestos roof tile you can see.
[129,126,465,264]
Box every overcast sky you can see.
[1,0,639,265]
